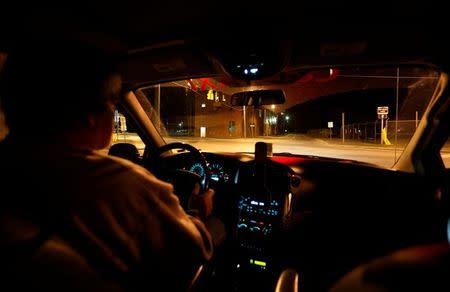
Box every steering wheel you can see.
[151,142,210,193]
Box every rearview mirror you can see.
[231,89,286,107]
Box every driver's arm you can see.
[70,158,213,290]
[138,174,214,290]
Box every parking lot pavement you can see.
[111,133,450,168]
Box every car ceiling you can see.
[1,1,449,85]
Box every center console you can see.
[236,194,283,260]
[230,143,289,291]
[232,191,286,291]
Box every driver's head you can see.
[0,38,122,149]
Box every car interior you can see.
[1,3,450,292]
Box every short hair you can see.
[0,39,122,135]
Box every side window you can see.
[109,109,145,157]
[441,137,450,168]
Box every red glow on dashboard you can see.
[402,242,450,258]
[270,157,306,165]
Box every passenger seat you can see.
[330,242,450,292]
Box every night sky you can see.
[285,88,409,133]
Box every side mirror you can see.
[108,143,140,163]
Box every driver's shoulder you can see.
[90,149,150,177]
[90,149,174,196]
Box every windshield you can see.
[134,66,441,168]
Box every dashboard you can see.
[147,146,444,292]
[158,150,296,281]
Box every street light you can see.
[285,115,290,121]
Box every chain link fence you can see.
[307,120,418,145]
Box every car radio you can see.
[235,194,283,277]
[237,195,281,237]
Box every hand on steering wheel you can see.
[150,142,210,193]
[189,182,215,220]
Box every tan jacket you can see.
[0,140,213,291]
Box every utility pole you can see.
[415,110,419,128]
[386,119,388,139]
[243,105,247,138]
[341,112,345,143]
[263,109,266,136]
[374,121,377,142]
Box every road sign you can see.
[377,106,389,119]
[328,121,333,128]
[377,106,389,114]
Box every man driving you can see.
[0,39,214,291]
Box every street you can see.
[113,133,450,169]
